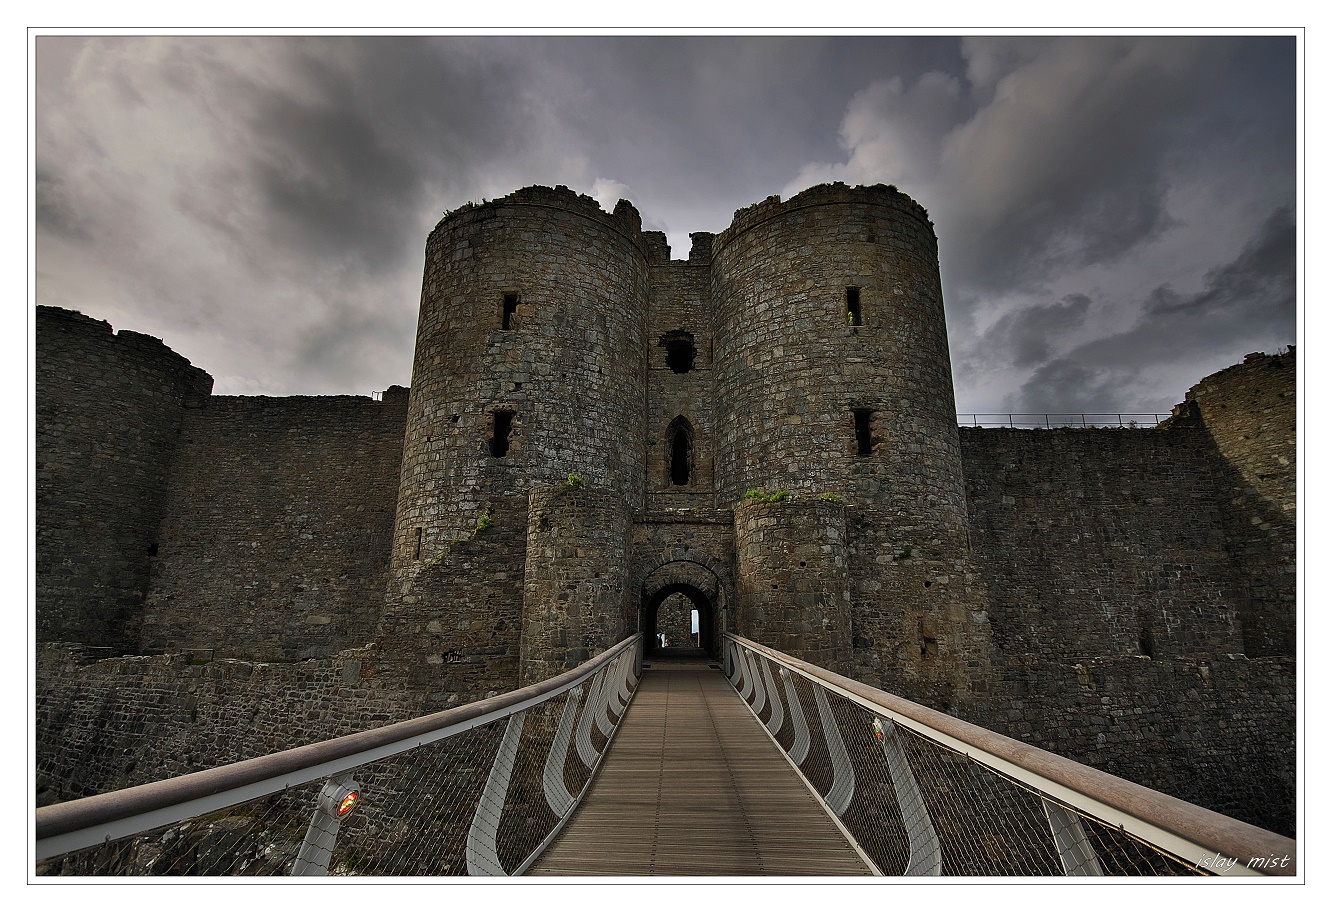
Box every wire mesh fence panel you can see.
[493,699,566,874]
[1075,811,1206,875]
[326,720,505,875]
[821,692,910,875]
[892,723,1065,876]
[37,781,325,876]
[783,671,840,806]
[725,641,1233,878]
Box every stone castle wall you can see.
[34,642,425,808]
[1182,350,1296,656]
[141,389,408,662]
[977,654,1296,837]
[36,307,213,651]
[960,425,1248,661]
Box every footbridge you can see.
[35,634,1296,877]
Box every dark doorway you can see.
[643,582,716,660]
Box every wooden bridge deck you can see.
[526,656,872,876]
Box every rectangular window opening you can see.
[846,287,862,326]
[853,408,874,456]
[491,409,514,458]
[413,528,422,561]
[501,293,519,330]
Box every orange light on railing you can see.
[336,790,360,818]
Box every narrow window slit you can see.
[666,416,693,486]
[853,409,874,456]
[847,287,862,326]
[491,409,514,457]
[413,528,422,560]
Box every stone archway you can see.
[640,559,728,659]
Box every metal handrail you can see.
[725,634,1296,877]
[957,413,1167,429]
[36,634,642,868]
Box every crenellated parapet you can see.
[430,184,651,259]
[715,182,934,251]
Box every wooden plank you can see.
[526,658,871,877]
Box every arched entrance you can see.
[644,583,715,658]
[640,559,728,659]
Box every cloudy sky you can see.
[33,34,1298,415]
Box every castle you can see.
[35,183,1296,836]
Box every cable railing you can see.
[958,413,1168,429]
[35,634,643,876]
[724,634,1296,877]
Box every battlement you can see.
[1185,346,1295,405]
[429,184,648,256]
[715,182,934,252]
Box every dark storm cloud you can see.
[1068,205,1293,364]
[789,35,1295,412]
[1011,205,1295,412]
[944,38,1214,293]
[244,59,423,272]
[34,35,1296,406]
[34,36,581,395]
[974,294,1092,369]
[33,167,89,241]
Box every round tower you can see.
[713,184,990,697]
[388,186,650,590]
[711,183,969,546]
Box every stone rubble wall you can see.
[36,307,213,651]
[1182,349,1296,656]
[34,643,427,807]
[141,389,408,661]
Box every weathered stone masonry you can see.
[35,183,1296,836]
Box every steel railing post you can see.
[466,710,527,876]
[814,687,855,816]
[745,648,767,716]
[780,667,811,765]
[575,667,608,767]
[542,688,582,818]
[1043,799,1104,876]
[873,718,941,875]
[738,647,756,701]
[759,656,784,736]
[291,773,361,876]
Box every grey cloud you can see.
[976,294,1092,369]
[1071,205,1293,365]
[34,36,1295,404]
[941,38,1227,296]
[1011,359,1141,415]
[1005,205,1295,412]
